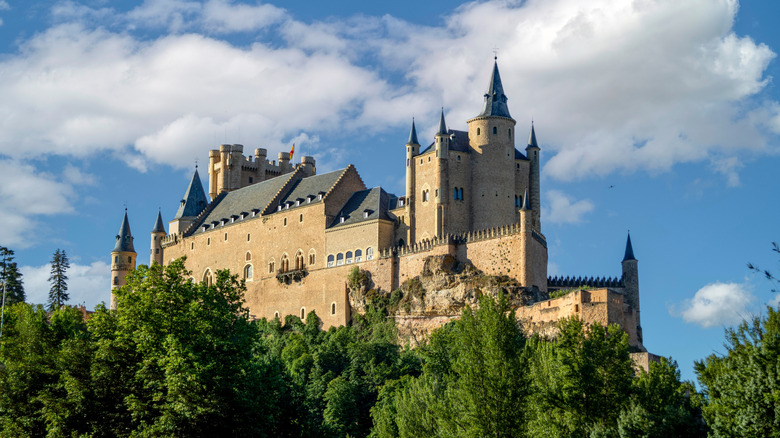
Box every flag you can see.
[289,143,295,159]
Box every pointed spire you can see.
[174,169,209,220]
[477,60,512,118]
[436,108,448,136]
[527,122,539,149]
[521,189,531,210]
[623,232,637,261]
[112,210,135,253]
[407,118,420,145]
[152,209,166,234]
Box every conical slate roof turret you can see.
[477,60,512,119]
[152,209,166,233]
[174,169,208,220]
[521,189,531,210]
[623,232,637,261]
[436,109,448,136]
[407,119,420,145]
[527,123,539,149]
[113,210,135,253]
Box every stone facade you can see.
[110,60,646,354]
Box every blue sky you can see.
[1,0,779,383]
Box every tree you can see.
[47,248,70,310]
[0,246,25,306]
[695,307,780,437]
[747,242,780,293]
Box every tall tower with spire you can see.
[621,232,641,344]
[526,123,541,230]
[110,209,136,310]
[404,119,420,244]
[150,209,166,265]
[467,59,519,230]
[169,168,209,235]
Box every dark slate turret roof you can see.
[112,211,135,253]
[329,187,395,228]
[521,189,530,210]
[476,61,512,119]
[152,210,166,233]
[421,130,471,155]
[436,109,448,136]
[527,123,539,149]
[174,169,208,220]
[623,233,637,261]
[408,119,420,145]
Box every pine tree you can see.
[47,249,70,310]
[0,246,25,306]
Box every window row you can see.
[268,249,316,274]
[453,187,465,200]
[273,302,339,321]
[327,247,374,267]
[475,127,512,138]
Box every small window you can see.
[155,248,159,254]
[516,163,520,169]
[337,253,344,266]
[340,216,346,223]
[508,128,511,139]
[246,252,252,261]
[244,264,253,280]
[207,238,211,246]
[406,158,410,167]
[127,256,131,263]
[327,254,335,267]
[355,249,362,262]
[269,261,275,273]
[363,211,369,218]
[114,256,118,263]
[284,218,287,226]
[420,159,423,164]
[299,214,303,222]
[366,247,374,261]
[113,276,118,285]
[477,127,481,135]
[301,308,306,319]
[274,311,279,319]
[428,157,431,162]
[457,155,461,161]
[493,126,497,134]
[331,303,336,315]
[224,233,228,241]
[309,252,315,265]
[191,242,194,250]
[435,189,439,197]
[277,205,282,212]
[346,251,353,264]
[249,177,253,183]
[247,234,251,241]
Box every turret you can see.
[110,210,136,310]
[150,209,166,266]
[169,168,209,235]
[405,119,420,243]
[278,152,291,173]
[434,110,450,210]
[621,232,641,345]
[525,123,541,230]
[300,155,316,177]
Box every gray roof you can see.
[152,210,166,233]
[476,61,512,119]
[278,168,346,208]
[329,187,395,228]
[408,119,420,145]
[112,211,135,253]
[527,123,539,148]
[623,233,637,261]
[174,170,208,219]
[191,171,295,235]
[420,129,471,155]
[515,148,528,160]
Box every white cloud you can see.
[768,294,780,309]
[124,0,287,33]
[675,282,754,328]
[63,164,97,186]
[543,190,594,224]
[20,260,111,310]
[0,159,76,247]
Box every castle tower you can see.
[621,232,641,344]
[110,209,136,310]
[169,168,209,235]
[467,59,517,230]
[150,209,166,265]
[434,109,450,236]
[525,123,541,230]
[405,119,420,244]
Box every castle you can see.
[110,60,647,353]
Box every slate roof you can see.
[152,210,166,233]
[420,129,471,155]
[174,170,209,219]
[528,124,539,148]
[623,233,637,261]
[476,61,512,119]
[277,168,347,208]
[329,187,395,229]
[408,119,420,145]
[515,148,529,160]
[112,211,135,253]
[437,110,448,136]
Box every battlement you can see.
[548,275,624,290]
[381,222,536,258]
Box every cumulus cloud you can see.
[0,159,76,247]
[674,282,754,328]
[543,190,595,224]
[20,260,111,310]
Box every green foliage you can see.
[548,285,591,300]
[348,266,372,291]
[0,246,25,307]
[47,248,70,310]
[695,306,780,437]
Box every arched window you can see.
[337,253,344,266]
[246,251,251,261]
[114,256,118,263]
[281,254,290,272]
[355,249,362,262]
[274,311,279,319]
[477,127,481,135]
[113,276,118,285]
[366,247,374,261]
[268,258,275,273]
[243,264,253,280]
[493,126,497,134]
[309,250,316,265]
[295,250,304,270]
[203,269,212,286]
[327,254,335,267]
[346,251,353,264]
[331,303,336,315]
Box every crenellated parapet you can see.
[547,275,624,290]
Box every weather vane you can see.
[492,47,499,60]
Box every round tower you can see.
[467,59,517,230]
[110,209,136,310]
[405,119,420,243]
[525,123,541,230]
[150,209,166,266]
[621,232,641,346]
